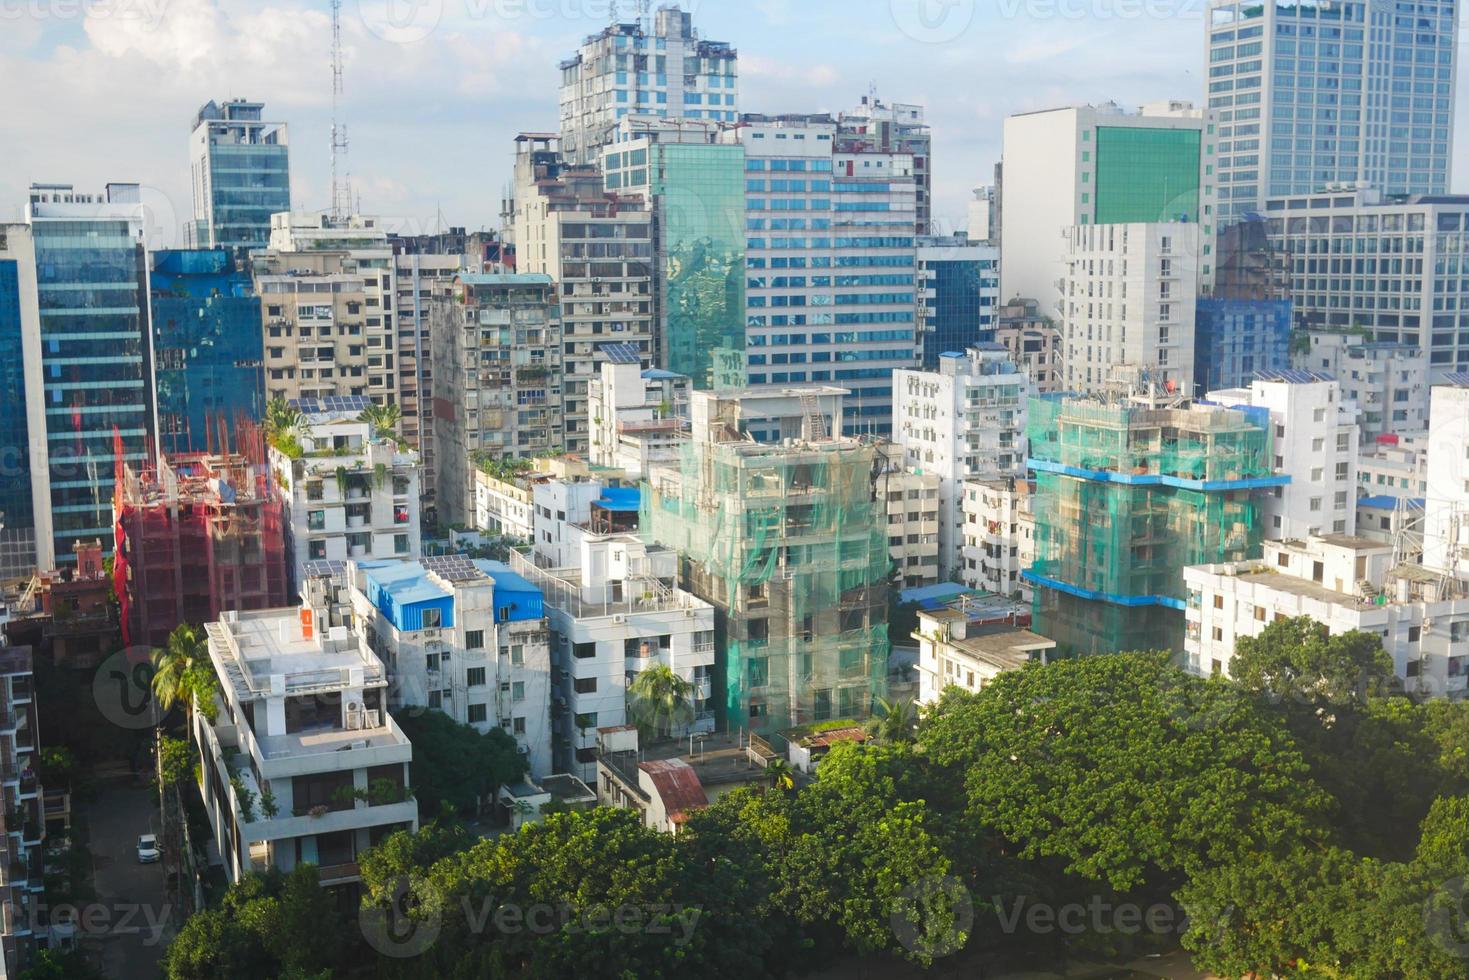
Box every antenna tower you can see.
[329,0,353,220]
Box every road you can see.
[78,775,174,980]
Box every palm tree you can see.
[264,397,302,444]
[626,664,695,742]
[867,695,918,745]
[766,758,795,792]
[358,402,402,441]
[151,624,219,726]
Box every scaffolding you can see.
[114,420,288,650]
[639,433,891,735]
[1026,392,1278,655]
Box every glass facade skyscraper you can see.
[27,183,155,565]
[916,237,1000,368]
[0,227,43,578]
[1207,0,1458,224]
[1094,126,1203,223]
[150,249,265,455]
[188,99,290,250]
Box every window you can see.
[467,703,487,724]
[466,630,484,650]
[512,681,525,702]
[513,717,526,735]
[1408,626,1421,642]
[511,644,524,666]
[467,667,486,687]
[1213,594,1224,609]
[573,642,595,660]
[422,608,442,629]
[573,677,597,694]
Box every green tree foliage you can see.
[1230,614,1395,711]
[358,401,403,441]
[626,664,694,741]
[393,709,527,818]
[151,624,219,725]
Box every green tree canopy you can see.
[393,709,527,818]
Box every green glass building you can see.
[1094,126,1203,225]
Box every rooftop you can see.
[601,729,769,796]
[941,624,1054,674]
[206,607,385,701]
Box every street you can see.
[77,775,174,980]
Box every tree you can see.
[19,949,102,980]
[1230,615,1395,712]
[626,664,694,741]
[866,695,917,744]
[392,709,526,818]
[264,397,305,457]
[151,624,219,725]
[358,401,402,441]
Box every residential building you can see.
[1184,536,1468,698]
[607,118,746,391]
[149,249,266,454]
[475,469,540,542]
[429,274,564,527]
[640,387,890,732]
[586,353,691,479]
[1060,222,1200,394]
[1265,189,1469,379]
[1296,328,1430,440]
[269,400,419,581]
[186,98,290,251]
[511,522,714,782]
[0,645,44,977]
[1358,431,1429,498]
[195,585,417,886]
[999,101,1216,314]
[355,556,553,777]
[392,250,464,483]
[1194,298,1292,392]
[509,133,655,454]
[894,345,1031,578]
[1424,378,1469,576]
[25,183,157,567]
[874,465,941,590]
[557,5,738,167]
[1026,381,1285,655]
[730,111,920,435]
[1205,0,1458,223]
[1207,371,1360,538]
[1356,493,1423,554]
[916,236,999,368]
[913,606,1053,705]
[839,96,933,235]
[113,447,288,652]
[595,726,768,835]
[961,477,1036,601]
[32,541,119,669]
[993,298,1063,394]
[0,225,46,580]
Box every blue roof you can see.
[473,560,545,623]
[1358,495,1424,510]
[596,487,642,512]
[362,562,456,632]
[899,582,981,608]
[641,368,682,380]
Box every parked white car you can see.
[136,833,159,864]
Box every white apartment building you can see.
[269,402,420,581]
[557,6,738,167]
[894,345,1031,578]
[511,534,715,784]
[587,354,691,480]
[195,583,417,886]
[1424,379,1469,576]
[874,466,941,590]
[913,607,1053,706]
[1296,330,1430,440]
[1358,432,1429,498]
[961,478,1036,602]
[1000,101,1216,314]
[354,555,554,777]
[1185,536,1469,698]
[475,471,539,542]
[1060,222,1200,395]
[1208,371,1359,538]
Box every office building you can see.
[187,98,290,251]
[430,274,564,528]
[1000,101,1216,314]
[916,236,999,369]
[195,581,416,886]
[26,183,156,568]
[557,5,738,167]
[1060,222,1200,394]
[1205,0,1457,223]
[893,346,1031,578]
[1026,381,1284,655]
[1194,297,1292,393]
[640,388,890,733]
[150,249,266,454]
[355,556,553,777]
[509,134,654,454]
[1296,326,1430,440]
[0,226,46,580]
[839,96,932,235]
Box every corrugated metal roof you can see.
[363,562,455,632]
[1255,368,1335,384]
[638,759,708,823]
[458,273,552,286]
[473,560,545,623]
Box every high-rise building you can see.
[0,644,45,975]
[510,133,655,455]
[1194,297,1292,393]
[430,274,564,527]
[916,235,999,368]
[1059,222,1200,394]
[1296,330,1430,441]
[838,96,932,235]
[605,119,745,391]
[1205,0,1458,224]
[730,112,919,435]
[25,183,156,567]
[1424,377,1469,576]
[558,5,738,167]
[150,249,265,454]
[1000,101,1217,316]
[1026,380,1283,655]
[0,225,47,580]
[187,98,290,251]
[967,186,996,244]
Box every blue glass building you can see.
[917,237,1000,369]
[1194,297,1293,393]
[188,99,290,251]
[150,249,265,455]
[0,227,42,577]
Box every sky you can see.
[4,0,1469,246]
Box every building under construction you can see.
[114,436,288,650]
[1024,375,1286,655]
[640,387,891,734]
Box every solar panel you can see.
[422,553,487,583]
[1254,368,1334,384]
[600,342,642,365]
[1444,372,1469,389]
[303,559,348,579]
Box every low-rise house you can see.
[594,727,770,835]
[913,607,1053,704]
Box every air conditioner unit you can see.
[612,614,627,624]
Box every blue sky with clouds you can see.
[4,0,1467,245]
